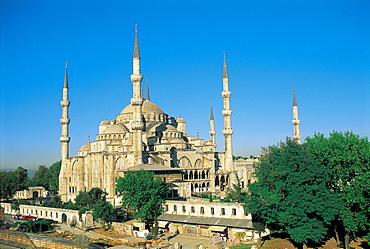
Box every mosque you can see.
[58,27,302,210]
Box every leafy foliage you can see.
[245,138,342,245]
[75,188,106,208]
[16,220,54,233]
[116,170,170,224]
[30,161,61,191]
[0,167,29,200]
[305,131,370,247]
[93,200,115,228]
[226,171,247,203]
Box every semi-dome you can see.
[101,124,127,134]
[121,100,164,114]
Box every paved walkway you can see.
[5,216,234,248]
[56,223,233,249]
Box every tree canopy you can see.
[245,138,342,248]
[93,200,115,229]
[116,170,170,237]
[226,171,247,203]
[30,161,61,191]
[0,167,29,200]
[75,187,106,208]
[305,131,370,248]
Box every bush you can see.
[16,220,54,233]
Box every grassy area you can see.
[231,244,259,249]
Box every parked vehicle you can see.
[21,215,30,220]
[28,216,38,221]
[13,214,22,220]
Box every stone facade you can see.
[58,27,236,206]
[13,186,54,200]
[1,203,82,227]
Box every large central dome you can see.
[121,100,164,114]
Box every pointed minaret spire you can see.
[293,85,297,106]
[130,24,144,165]
[133,23,140,59]
[221,52,234,171]
[145,78,150,101]
[60,61,71,160]
[292,86,302,144]
[209,102,216,145]
[64,61,68,88]
[223,52,228,79]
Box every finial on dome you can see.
[133,24,140,59]
[223,52,228,78]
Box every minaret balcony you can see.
[221,91,231,98]
[292,119,300,125]
[222,110,232,116]
[130,74,143,83]
[60,136,70,142]
[131,98,143,106]
[60,118,70,124]
[222,129,234,135]
[60,100,70,107]
[131,121,144,130]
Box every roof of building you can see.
[120,164,183,172]
[158,214,253,229]
[101,124,127,134]
[121,100,164,114]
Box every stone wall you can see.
[1,203,82,227]
[0,230,86,249]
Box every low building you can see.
[159,198,262,241]
[13,186,54,200]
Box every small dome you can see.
[101,124,126,134]
[121,100,164,114]
[79,143,91,151]
[177,117,185,123]
[100,119,109,126]
[164,124,177,132]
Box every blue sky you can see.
[1,0,369,170]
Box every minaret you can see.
[221,53,234,171]
[209,102,216,146]
[130,24,144,165]
[292,86,302,144]
[145,78,150,101]
[60,61,71,160]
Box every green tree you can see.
[93,200,115,229]
[226,171,247,203]
[48,161,61,191]
[305,131,370,249]
[75,188,106,208]
[245,139,342,249]
[0,167,29,200]
[31,165,50,189]
[116,170,170,239]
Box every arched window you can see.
[215,176,220,186]
[179,157,191,167]
[189,171,194,180]
[195,159,203,168]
